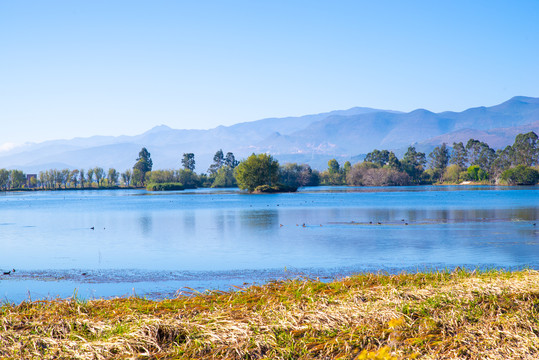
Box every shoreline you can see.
[1,182,534,193]
[1,270,538,359]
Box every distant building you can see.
[26,174,37,188]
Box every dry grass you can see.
[1,270,539,359]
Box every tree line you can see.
[317,131,539,186]
[0,131,537,191]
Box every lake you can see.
[0,186,538,302]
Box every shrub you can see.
[500,165,539,185]
[146,183,185,191]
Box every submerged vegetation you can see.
[2,270,539,359]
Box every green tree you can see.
[133,148,153,184]
[225,152,239,168]
[0,169,10,190]
[343,161,352,175]
[10,170,26,189]
[501,165,539,185]
[491,146,514,178]
[70,170,80,188]
[322,159,345,185]
[443,164,461,183]
[208,149,224,175]
[121,169,132,187]
[212,166,236,188]
[327,159,340,174]
[94,167,105,186]
[466,139,495,171]
[107,168,119,187]
[402,146,427,169]
[132,168,144,187]
[38,171,46,189]
[450,142,467,169]
[365,149,390,167]
[234,153,279,192]
[148,170,176,184]
[79,169,85,188]
[182,153,196,171]
[61,169,70,188]
[467,165,488,182]
[386,152,401,170]
[86,168,94,187]
[401,146,427,183]
[512,131,538,166]
[428,143,450,180]
[177,169,199,188]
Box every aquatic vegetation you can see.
[1,270,539,359]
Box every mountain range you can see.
[1,96,538,173]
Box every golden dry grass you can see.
[1,270,539,359]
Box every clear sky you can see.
[1,0,538,148]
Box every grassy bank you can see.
[2,270,539,359]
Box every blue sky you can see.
[1,1,538,147]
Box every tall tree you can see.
[225,152,239,168]
[208,149,224,175]
[79,169,85,188]
[386,152,401,170]
[402,146,426,169]
[211,167,236,188]
[134,147,153,173]
[466,139,495,171]
[327,159,340,174]
[512,131,538,166]
[108,168,119,186]
[94,167,105,186]
[401,146,426,183]
[121,169,132,187]
[10,170,26,189]
[70,170,80,188]
[133,147,152,185]
[86,168,94,187]
[181,153,196,171]
[61,169,70,188]
[429,143,450,173]
[491,146,514,178]
[38,171,46,189]
[0,169,10,190]
[365,149,390,167]
[450,142,467,169]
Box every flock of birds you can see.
[279,219,410,227]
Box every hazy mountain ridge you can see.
[1,96,538,173]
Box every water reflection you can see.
[240,210,279,230]
[138,215,153,235]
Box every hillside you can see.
[0,96,538,172]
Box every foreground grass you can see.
[2,270,539,359]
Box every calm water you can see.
[0,186,537,302]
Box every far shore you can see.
[1,182,534,193]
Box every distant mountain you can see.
[1,97,538,173]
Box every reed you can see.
[1,269,538,359]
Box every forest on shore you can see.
[0,131,538,192]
